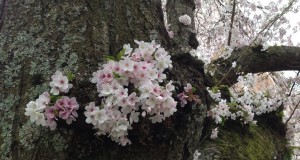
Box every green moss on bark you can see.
[199,118,290,160]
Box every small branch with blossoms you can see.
[205,73,289,139]
[25,71,79,130]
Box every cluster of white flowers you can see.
[88,40,178,146]
[25,92,50,126]
[25,71,79,130]
[207,73,284,127]
[179,14,192,26]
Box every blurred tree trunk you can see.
[0,0,288,160]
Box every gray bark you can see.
[166,0,199,54]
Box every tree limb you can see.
[213,45,300,86]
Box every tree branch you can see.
[213,45,300,86]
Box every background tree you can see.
[0,0,298,160]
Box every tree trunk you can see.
[0,0,205,159]
[0,0,288,160]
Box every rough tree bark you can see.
[0,0,289,160]
[0,0,206,159]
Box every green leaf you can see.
[112,71,121,78]
[228,102,238,107]
[104,55,116,61]
[192,87,197,93]
[117,48,126,61]
[229,106,240,113]
[211,86,219,93]
[67,72,75,81]
[50,95,62,103]
[243,110,249,117]
[221,117,226,126]
[264,90,271,98]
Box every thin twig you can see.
[227,0,236,46]
[250,0,297,45]
[288,71,300,96]
[285,100,300,126]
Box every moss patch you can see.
[200,119,290,160]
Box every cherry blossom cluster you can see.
[25,71,79,130]
[88,40,178,146]
[207,73,285,125]
[206,73,289,139]
[206,70,300,144]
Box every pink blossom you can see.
[151,85,161,96]
[177,92,188,107]
[91,70,106,84]
[127,92,140,106]
[46,118,57,130]
[157,69,166,82]
[45,105,59,119]
[131,53,141,61]
[168,30,174,38]
[184,83,192,92]
[166,81,175,92]
[55,96,79,123]
[116,87,128,98]
[112,62,122,73]
[36,92,50,108]
[179,14,191,25]
[50,71,72,95]
[120,57,135,72]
